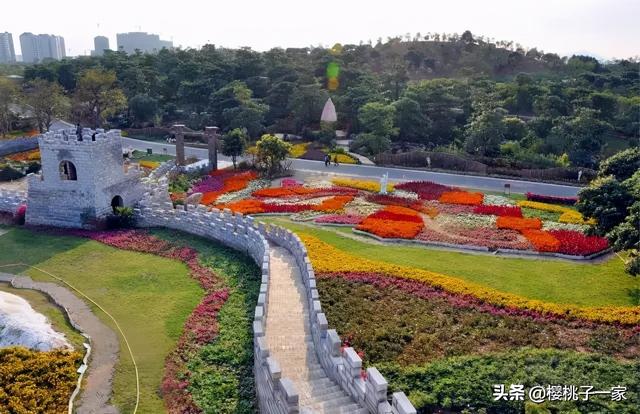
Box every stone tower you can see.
[26,128,144,228]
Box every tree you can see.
[463,108,506,156]
[547,108,613,168]
[354,102,396,156]
[255,134,292,177]
[129,94,158,126]
[597,147,640,182]
[221,128,248,168]
[0,78,18,137]
[502,117,527,141]
[393,97,428,142]
[23,79,69,132]
[73,69,127,128]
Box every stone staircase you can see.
[266,245,367,414]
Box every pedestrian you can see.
[324,153,330,167]
[333,154,339,166]
[75,123,82,141]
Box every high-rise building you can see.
[19,32,66,63]
[92,36,110,56]
[0,32,16,63]
[116,32,172,54]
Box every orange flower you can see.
[439,191,484,205]
[312,196,354,212]
[357,218,423,239]
[521,229,560,252]
[218,199,265,214]
[496,216,542,231]
[252,187,320,198]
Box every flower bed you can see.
[548,230,609,256]
[496,216,542,231]
[435,213,497,229]
[199,170,258,205]
[314,214,364,225]
[300,234,640,325]
[482,194,515,206]
[439,191,484,205]
[521,229,561,252]
[0,347,82,414]
[473,205,522,217]
[356,205,425,239]
[559,210,596,225]
[517,200,570,214]
[331,177,393,193]
[394,181,451,200]
[311,195,354,212]
[526,192,578,205]
[365,193,422,210]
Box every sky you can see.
[3,0,639,60]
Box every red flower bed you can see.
[262,203,311,213]
[416,226,530,250]
[439,191,484,206]
[548,230,609,256]
[473,205,523,217]
[220,199,266,214]
[394,181,452,200]
[526,192,578,206]
[496,216,542,231]
[365,194,422,210]
[66,230,226,412]
[368,210,423,223]
[521,229,560,252]
[356,205,424,239]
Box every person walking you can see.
[333,154,340,166]
[324,153,330,167]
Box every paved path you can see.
[0,273,119,414]
[122,137,581,197]
[265,245,365,414]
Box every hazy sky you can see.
[4,0,639,60]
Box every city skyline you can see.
[2,0,639,60]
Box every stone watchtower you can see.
[26,128,144,228]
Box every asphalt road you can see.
[122,137,581,197]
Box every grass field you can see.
[130,150,175,163]
[260,218,639,307]
[0,226,203,413]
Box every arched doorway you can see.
[111,195,124,213]
[59,161,77,181]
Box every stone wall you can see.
[135,165,416,413]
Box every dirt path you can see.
[0,272,119,414]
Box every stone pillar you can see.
[205,126,219,171]
[172,124,186,166]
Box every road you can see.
[122,137,581,197]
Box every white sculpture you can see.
[379,172,389,195]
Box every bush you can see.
[106,206,135,229]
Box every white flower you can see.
[483,194,515,206]
[216,179,270,203]
[542,221,587,232]
[435,213,496,228]
[390,190,419,200]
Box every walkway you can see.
[265,245,366,414]
[0,273,119,414]
[121,137,582,197]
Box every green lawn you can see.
[131,150,175,163]
[0,227,203,413]
[260,218,639,307]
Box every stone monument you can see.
[204,126,219,171]
[173,124,186,166]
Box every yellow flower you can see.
[299,234,640,325]
[517,200,571,213]
[331,177,394,193]
[558,210,596,225]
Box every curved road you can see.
[123,137,581,197]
